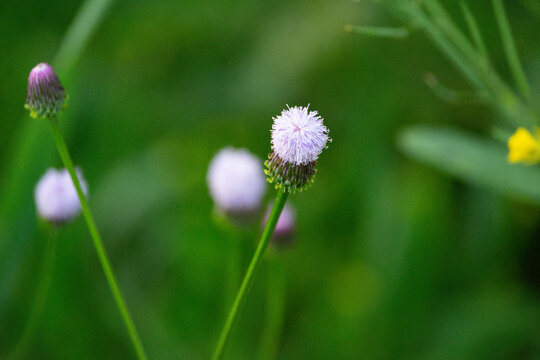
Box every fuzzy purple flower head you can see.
[207,147,267,215]
[265,105,330,192]
[35,167,88,224]
[25,63,66,119]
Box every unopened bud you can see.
[25,63,66,119]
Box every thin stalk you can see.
[395,1,537,127]
[256,257,287,360]
[9,224,57,360]
[399,3,488,94]
[0,0,114,257]
[492,0,530,99]
[344,25,409,38]
[47,118,147,360]
[424,73,485,104]
[212,188,289,360]
[423,0,480,66]
[460,1,490,67]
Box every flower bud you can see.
[265,105,330,193]
[34,167,88,224]
[25,63,66,119]
[207,147,267,216]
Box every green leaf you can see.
[397,126,540,204]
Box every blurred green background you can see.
[1,0,540,358]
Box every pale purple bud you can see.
[207,147,267,214]
[25,63,66,119]
[34,168,88,224]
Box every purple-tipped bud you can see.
[265,105,330,193]
[25,63,66,119]
[264,203,296,248]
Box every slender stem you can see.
[47,118,147,360]
[390,1,538,127]
[424,73,485,104]
[0,0,114,258]
[402,2,489,94]
[256,257,287,360]
[212,188,289,360]
[9,224,57,360]
[492,0,530,99]
[344,25,409,38]
[460,1,490,67]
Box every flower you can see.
[263,203,296,248]
[25,63,66,119]
[265,105,330,192]
[507,127,540,165]
[271,105,330,165]
[34,168,88,224]
[207,147,267,214]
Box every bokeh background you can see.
[1,0,540,358]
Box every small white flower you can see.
[34,168,88,223]
[207,147,267,213]
[271,105,330,165]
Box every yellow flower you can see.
[507,127,540,164]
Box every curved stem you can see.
[47,118,147,360]
[0,0,115,256]
[9,224,57,360]
[212,188,289,360]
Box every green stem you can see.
[47,118,147,360]
[9,225,57,360]
[344,25,409,38]
[0,0,114,260]
[212,188,289,360]
[460,1,490,67]
[256,257,287,360]
[492,0,530,99]
[389,1,537,127]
